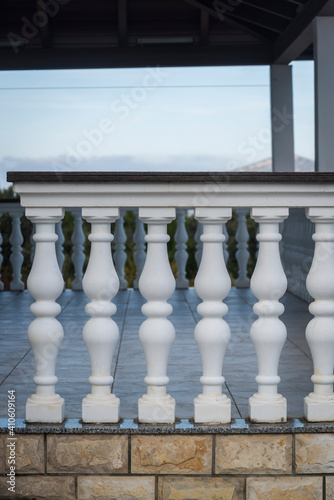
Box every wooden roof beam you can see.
[200,10,209,44]
[241,0,296,20]
[118,0,127,47]
[273,0,334,63]
[183,0,269,42]
[36,0,52,49]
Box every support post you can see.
[314,17,334,172]
[270,65,295,172]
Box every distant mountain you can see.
[236,156,314,172]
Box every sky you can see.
[0,61,314,188]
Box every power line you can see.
[0,84,269,91]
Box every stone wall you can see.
[0,431,333,499]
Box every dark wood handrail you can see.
[7,171,334,184]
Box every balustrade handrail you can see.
[7,171,334,209]
[5,170,334,426]
[7,171,334,183]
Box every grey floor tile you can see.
[0,288,314,421]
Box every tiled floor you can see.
[0,288,313,420]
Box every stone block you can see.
[326,476,334,498]
[131,435,212,474]
[78,476,155,500]
[159,477,244,500]
[0,476,75,500]
[215,434,292,474]
[295,434,334,473]
[0,434,44,474]
[246,477,322,499]
[47,435,128,473]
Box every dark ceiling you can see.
[1,0,334,70]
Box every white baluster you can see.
[235,208,250,288]
[304,207,334,421]
[138,207,176,423]
[82,208,120,423]
[113,208,128,290]
[9,206,24,291]
[133,209,146,290]
[71,208,85,291]
[248,207,289,423]
[30,223,35,264]
[175,208,189,289]
[223,222,229,264]
[0,212,4,291]
[195,220,203,268]
[25,207,65,423]
[193,207,232,423]
[55,221,65,274]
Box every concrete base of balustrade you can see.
[138,394,175,423]
[194,394,231,423]
[82,394,120,423]
[235,277,250,289]
[9,281,25,292]
[176,277,189,289]
[71,279,83,291]
[26,394,65,424]
[304,393,334,422]
[249,393,287,423]
[1,418,334,500]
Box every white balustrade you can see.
[223,222,229,264]
[249,207,289,423]
[133,209,146,290]
[281,208,314,302]
[235,208,250,288]
[138,207,176,423]
[194,207,232,423]
[25,207,65,423]
[175,208,189,289]
[9,206,25,291]
[81,208,120,423]
[113,208,128,290]
[195,220,203,268]
[0,214,3,291]
[30,223,35,264]
[55,220,65,274]
[71,208,85,291]
[304,208,334,421]
[9,171,334,425]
